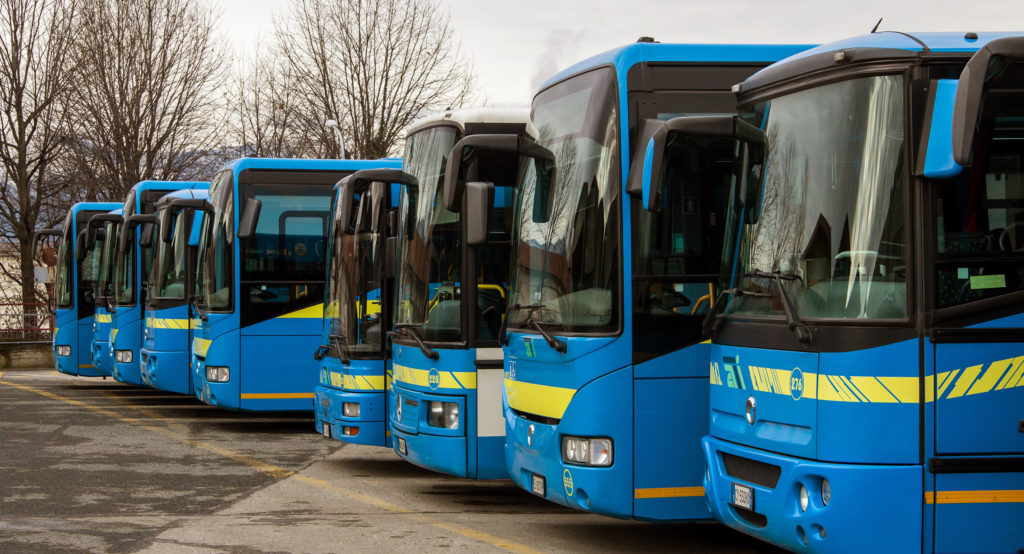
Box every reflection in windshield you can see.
[395,125,460,342]
[508,67,620,332]
[98,221,119,300]
[725,75,907,320]
[197,171,233,311]
[327,182,386,356]
[153,209,190,299]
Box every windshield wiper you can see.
[744,270,813,345]
[391,323,439,360]
[497,303,545,346]
[701,287,770,338]
[328,333,351,364]
[190,295,209,321]
[526,317,567,354]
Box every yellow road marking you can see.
[634,486,705,499]
[925,490,1024,504]
[239,392,315,400]
[0,377,540,554]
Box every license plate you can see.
[732,482,754,510]
[531,473,545,497]
[322,423,331,438]
[397,437,407,455]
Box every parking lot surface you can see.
[0,369,777,553]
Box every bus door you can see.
[928,47,1024,553]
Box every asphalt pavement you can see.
[0,369,778,553]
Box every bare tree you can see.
[276,0,476,159]
[68,0,227,200]
[231,47,302,158]
[0,0,77,305]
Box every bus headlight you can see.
[206,366,229,383]
[821,478,831,506]
[561,436,613,467]
[799,484,809,512]
[428,401,458,429]
[343,402,360,418]
[115,349,133,363]
[56,345,71,357]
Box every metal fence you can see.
[0,302,53,342]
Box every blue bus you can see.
[140,187,210,395]
[111,181,205,385]
[454,40,811,519]
[388,108,532,478]
[44,202,120,376]
[193,158,399,412]
[86,209,123,377]
[699,32,1024,553]
[315,167,414,444]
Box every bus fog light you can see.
[821,478,831,506]
[561,436,613,467]
[428,401,459,429]
[206,366,229,383]
[799,484,809,512]
[115,349,132,363]
[343,402,360,418]
[396,397,402,421]
[56,345,71,357]
[342,426,359,436]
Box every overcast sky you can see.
[215,0,1024,106]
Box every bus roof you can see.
[538,40,814,94]
[405,107,532,137]
[155,187,210,207]
[218,157,402,175]
[738,31,1024,96]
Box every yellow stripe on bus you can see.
[343,374,386,391]
[277,303,324,319]
[193,337,211,357]
[240,393,315,400]
[392,363,477,390]
[95,314,111,323]
[504,379,576,420]
[634,486,705,499]
[925,490,1024,504]
[147,317,189,330]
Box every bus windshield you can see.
[394,125,461,342]
[239,182,332,323]
[724,74,908,320]
[507,67,621,333]
[153,208,190,299]
[327,182,386,357]
[198,171,234,311]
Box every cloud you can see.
[530,28,587,92]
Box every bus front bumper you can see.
[315,385,388,447]
[702,435,922,553]
[140,348,190,395]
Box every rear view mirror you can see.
[75,230,88,262]
[139,222,154,248]
[159,208,174,243]
[922,79,963,178]
[86,214,122,249]
[336,169,419,235]
[237,198,262,240]
[630,116,766,216]
[33,228,61,256]
[120,214,158,254]
[443,134,555,220]
[464,181,494,247]
[952,36,1024,165]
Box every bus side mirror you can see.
[952,36,1024,165]
[160,208,174,243]
[385,236,397,279]
[32,228,60,256]
[464,181,494,247]
[443,134,554,221]
[139,223,154,248]
[922,79,963,178]
[633,116,766,220]
[75,230,88,262]
[237,198,262,240]
[120,214,157,254]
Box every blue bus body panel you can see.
[195,158,401,412]
[315,357,391,446]
[506,42,814,522]
[390,345,508,479]
[141,187,208,395]
[140,304,191,394]
[53,202,120,376]
[90,309,114,376]
[110,182,200,386]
